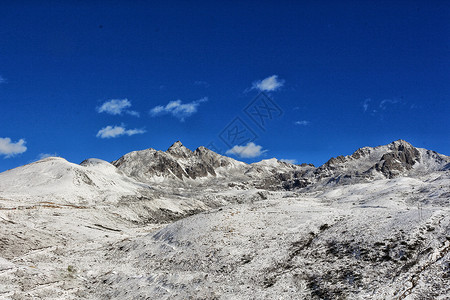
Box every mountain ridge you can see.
[1,139,449,299]
[2,139,449,191]
[109,139,450,190]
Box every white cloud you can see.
[0,75,5,84]
[126,110,140,117]
[0,137,27,158]
[38,153,56,159]
[252,75,284,92]
[96,125,146,139]
[279,159,297,164]
[97,99,139,116]
[379,99,399,110]
[295,120,310,126]
[225,142,267,158]
[363,98,371,112]
[149,97,208,121]
[37,153,59,160]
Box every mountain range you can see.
[0,140,449,299]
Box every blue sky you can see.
[1,1,449,172]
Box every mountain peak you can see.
[195,146,209,152]
[390,139,413,148]
[194,146,218,156]
[170,140,184,148]
[166,141,193,158]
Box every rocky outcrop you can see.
[112,141,246,182]
[368,141,421,178]
[306,140,449,187]
[166,141,193,158]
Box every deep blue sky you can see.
[1,1,449,172]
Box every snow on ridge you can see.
[0,140,449,299]
[0,154,146,205]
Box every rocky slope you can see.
[306,140,450,189]
[93,175,450,299]
[111,141,316,191]
[111,141,248,182]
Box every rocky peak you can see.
[166,141,193,158]
[193,146,213,156]
[350,147,372,160]
[194,146,241,168]
[389,139,415,151]
[324,155,347,167]
[370,140,421,178]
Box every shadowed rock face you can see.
[194,146,232,168]
[370,142,421,178]
[147,153,188,180]
[185,162,216,179]
[166,141,193,158]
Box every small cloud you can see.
[31,153,59,162]
[126,110,140,117]
[252,75,284,92]
[97,99,139,117]
[295,120,310,126]
[37,153,58,160]
[194,80,209,87]
[0,137,27,158]
[363,98,371,112]
[279,159,297,164]
[149,97,208,121]
[379,99,399,110]
[225,142,267,158]
[363,97,408,119]
[96,125,146,139]
[27,153,60,164]
[0,75,6,84]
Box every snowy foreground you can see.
[0,141,449,299]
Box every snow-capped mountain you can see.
[1,139,447,213]
[110,139,450,191]
[0,156,150,205]
[307,140,450,188]
[112,141,247,182]
[0,140,448,299]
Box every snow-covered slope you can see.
[92,170,450,299]
[0,157,149,205]
[0,139,449,299]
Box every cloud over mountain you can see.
[226,142,267,158]
[96,125,145,139]
[150,97,208,121]
[0,137,27,158]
